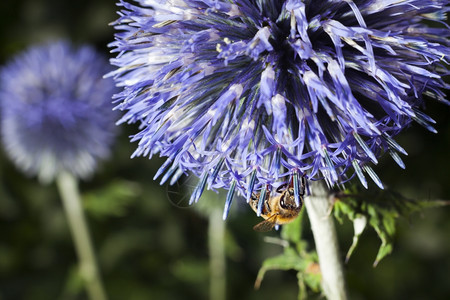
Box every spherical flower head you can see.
[0,41,117,183]
[109,0,450,212]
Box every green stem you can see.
[208,206,226,300]
[56,172,107,300]
[304,181,347,300]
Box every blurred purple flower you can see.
[109,0,450,216]
[0,41,117,182]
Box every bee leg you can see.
[300,176,306,196]
[276,182,288,193]
[264,198,271,213]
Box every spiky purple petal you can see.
[109,0,450,201]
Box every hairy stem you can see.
[56,172,107,300]
[208,206,226,300]
[304,181,347,300]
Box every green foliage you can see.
[255,212,322,300]
[171,258,209,284]
[59,266,85,300]
[83,180,141,219]
[333,185,448,266]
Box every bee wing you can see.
[253,215,278,232]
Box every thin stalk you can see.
[56,172,107,300]
[304,181,347,300]
[208,206,226,300]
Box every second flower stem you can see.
[56,172,107,300]
[208,206,226,300]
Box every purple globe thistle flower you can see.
[109,0,450,217]
[0,41,117,183]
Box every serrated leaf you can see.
[302,262,321,292]
[254,247,304,289]
[296,262,321,300]
[255,234,320,299]
[256,205,321,298]
[373,236,393,267]
[419,199,450,208]
[345,215,367,263]
[332,185,431,265]
[297,272,307,300]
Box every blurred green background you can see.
[0,1,449,299]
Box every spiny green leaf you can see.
[333,185,431,265]
[296,262,321,300]
[255,213,320,299]
[297,273,307,300]
[373,232,393,267]
[255,247,320,291]
[345,215,367,263]
[254,248,303,289]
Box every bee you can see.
[249,177,306,232]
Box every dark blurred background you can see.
[0,1,449,299]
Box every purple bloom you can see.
[109,0,450,216]
[0,41,117,182]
